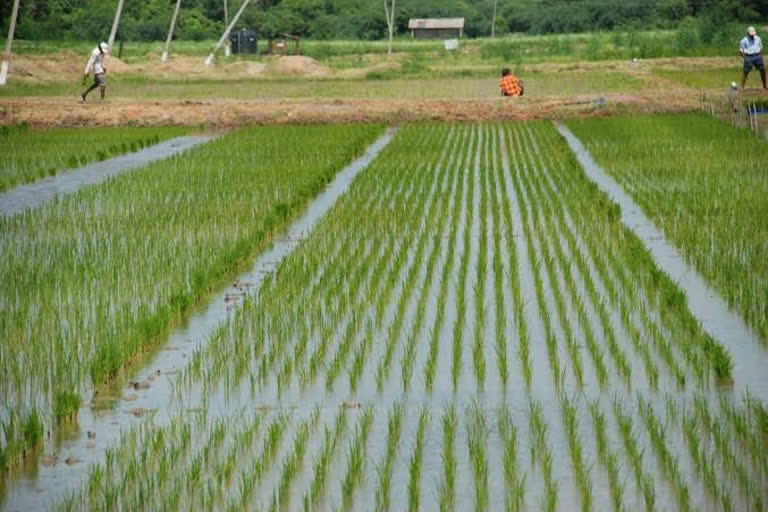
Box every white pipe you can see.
[205,0,251,66]
[0,0,21,86]
[162,0,183,61]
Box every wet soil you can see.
[0,90,700,129]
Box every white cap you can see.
[99,42,109,53]
[747,26,756,35]
[731,81,738,89]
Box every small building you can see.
[408,18,465,39]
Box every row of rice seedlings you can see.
[269,416,313,511]
[681,410,732,511]
[466,402,489,511]
[587,401,625,512]
[613,399,657,512]
[486,128,510,387]
[407,407,430,512]
[438,406,458,511]
[567,115,768,340]
[0,126,189,192]
[304,407,348,510]
[559,396,593,512]
[528,400,558,512]
[720,393,768,481]
[497,407,525,512]
[473,127,490,389]
[452,128,478,390]
[340,406,375,511]
[493,129,531,388]
[375,402,405,512]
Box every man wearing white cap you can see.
[739,26,766,91]
[81,42,110,102]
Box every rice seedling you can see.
[497,407,525,512]
[559,396,593,512]
[466,401,489,511]
[305,408,347,509]
[587,400,624,512]
[527,400,557,512]
[438,406,458,512]
[340,406,374,511]
[407,407,430,512]
[375,402,404,512]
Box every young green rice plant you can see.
[407,407,430,512]
[305,408,347,509]
[438,406,458,512]
[341,406,374,511]
[497,407,525,512]
[559,396,593,512]
[613,398,655,512]
[375,402,405,512]
[466,401,489,511]
[527,400,557,512]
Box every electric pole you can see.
[384,0,396,56]
[491,0,498,37]
[205,0,252,66]
[162,0,183,62]
[0,0,21,86]
[108,0,125,51]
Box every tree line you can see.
[1,0,766,42]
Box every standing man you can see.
[740,26,767,91]
[82,42,109,102]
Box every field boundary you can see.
[556,122,767,390]
[0,135,213,217]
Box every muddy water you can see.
[1,128,398,512]
[556,122,768,400]
[0,135,214,217]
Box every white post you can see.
[223,0,231,56]
[491,0,498,37]
[162,0,183,61]
[0,0,21,86]
[107,0,125,51]
[204,0,251,66]
[384,0,395,56]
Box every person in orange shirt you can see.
[500,68,523,97]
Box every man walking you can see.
[82,42,109,102]
[740,26,767,91]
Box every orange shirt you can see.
[500,75,522,96]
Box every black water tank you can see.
[230,29,258,54]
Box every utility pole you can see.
[205,0,252,66]
[491,0,498,37]
[0,0,21,86]
[384,0,396,56]
[108,0,125,51]
[224,0,231,56]
[162,0,183,62]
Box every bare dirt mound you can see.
[266,56,333,77]
[11,52,131,82]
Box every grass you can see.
[568,114,768,341]
[654,66,767,89]
[0,125,189,191]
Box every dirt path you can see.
[0,90,700,127]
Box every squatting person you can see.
[499,68,524,97]
[82,42,110,102]
[739,26,767,91]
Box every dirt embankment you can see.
[0,90,700,128]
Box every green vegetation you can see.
[567,114,768,340]
[0,124,382,476]
[0,125,188,192]
[2,120,766,511]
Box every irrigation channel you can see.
[4,123,768,512]
[1,128,397,511]
[0,135,214,217]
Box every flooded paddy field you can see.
[1,119,767,511]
